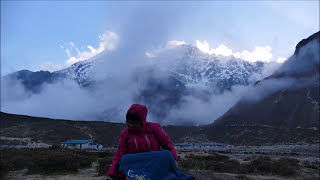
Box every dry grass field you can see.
[1,148,319,180]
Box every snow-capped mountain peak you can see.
[150,44,268,92]
[56,61,95,86]
[53,44,270,91]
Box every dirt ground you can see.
[5,161,104,180]
[5,162,319,180]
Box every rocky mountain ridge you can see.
[4,44,270,93]
[0,112,197,147]
[197,31,320,145]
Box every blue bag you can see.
[119,150,195,180]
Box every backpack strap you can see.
[124,128,130,150]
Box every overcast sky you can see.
[1,1,319,76]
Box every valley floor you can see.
[2,147,319,180]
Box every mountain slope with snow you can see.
[54,44,271,92]
[2,44,279,124]
[156,45,267,92]
[55,60,96,87]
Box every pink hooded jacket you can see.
[107,104,178,177]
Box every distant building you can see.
[174,143,194,150]
[174,142,233,150]
[193,142,233,149]
[61,139,103,150]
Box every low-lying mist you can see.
[0,55,276,125]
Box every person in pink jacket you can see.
[106,104,178,180]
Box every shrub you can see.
[236,175,250,180]
[0,159,10,179]
[272,158,300,177]
[97,151,114,158]
[303,161,320,170]
[49,144,62,150]
[0,149,33,175]
[94,151,114,176]
[96,158,112,176]
[208,160,240,173]
[27,151,95,174]
[243,155,258,161]
[0,148,100,176]
[244,156,300,177]
[180,154,241,174]
[250,156,273,174]
[180,154,300,177]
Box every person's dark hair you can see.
[126,114,141,122]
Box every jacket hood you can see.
[126,104,148,124]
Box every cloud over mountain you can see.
[63,31,119,67]
[1,42,276,125]
[195,40,279,63]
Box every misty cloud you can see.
[276,57,287,63]
[196,41,233,56]
[146,40,187,58]
[234,46,273,63]
[41,62,62,72]
[0,36,291,126]
[1,76,136,122]
[195,40,287,63]
[239,34,319,106]
[1,77,31,104]
[2,41,286,126]
[64,31,119,67]
[164,85,250,125]
[248,61,282,83]
[276,38,319,75]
